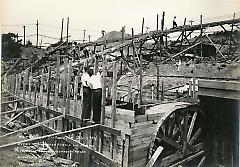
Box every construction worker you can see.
[88,69,102,124]
[81,66,92,120]
[173,16,177,28]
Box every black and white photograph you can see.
[0,0,240,166]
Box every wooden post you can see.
[60,18,64,42]
[101,53,107,125]
[73,76,79,117]
[200,15,203,59]
[23,26,26,46]
[33,79,37,104]
[151,84,154,100]
[40,69,44,106]
[193,67,196,98]
[66,59,72,114]
[54,57,60,108]
[66,17,69,54]
[28,73,33,101]
[36,20,39,47]
[127,81,132,102]
[139,18,144,106]
[46,66,51,106]
[131,28,136,72]
[161,80,164,101]
[23,69,29,99]
[111,61,117,128]
[63,58,68,111]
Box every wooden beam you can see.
[145,146,164,167]
[5,111,25,126]
[198,79,240,91]
[0,115,64,138]
[168,150,205,167]
[1,99,22,105]
[1,106,37,116]
[0,124,99,149]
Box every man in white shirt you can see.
[88,71,102,124]
[81,66,92,119]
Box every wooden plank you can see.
[168,150,205,167]
[0,115,64,138]
[187,111,198,142]
[5,111,25,126]
[28,74,33,102]
[145,146,163,167]
[198,80,240,91]
[1,99,22,105]
[0,124,99,149]
[198,87,240,100]
[1,106,37,116]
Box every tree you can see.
[1,33,22,59]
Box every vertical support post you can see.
[73,76,79,117]
[33,79,37,104]
[36,20,39,47]
[28,73,33,101]
[23,25,26,46]
[131,28,136,72]
[66,59,72,114]
[23,69,28,99]
[139,18,144,106]
[200,15,203,59]
[111,61,117,128]
[161,80,164,101]
[83,30,86,43]
[127,81,132,102]
[54,57,60,108]
[66,17,69,54]
[193,66,196,99]
[101,52,107,125]
[60,18,64,42]
[40,69,44,106]
[63,58,68,110]
[46,66,51,106]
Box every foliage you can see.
[1,33,22,59]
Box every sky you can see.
[1,0,239,46]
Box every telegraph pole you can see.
[83,30,86,43]
[88,35,91,42]
[66,17,69,54]
[60,18,64,42]
[23,26,26,46]
[36,20,39,47]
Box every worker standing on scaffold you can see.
[88,68,102,124]
[81,66,92,120]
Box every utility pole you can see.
[36,20,39,48]
[66,17,69,54]
[88,35,91,42]
[83,30,86,43]
[23,26,26,46]
[139,18,144,106]
[60,18,64,42]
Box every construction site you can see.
[1,11,240,167]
